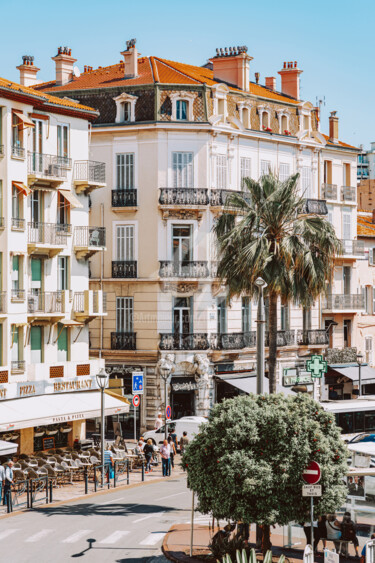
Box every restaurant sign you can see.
[0,376,99,401]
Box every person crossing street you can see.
[160,439,171,477]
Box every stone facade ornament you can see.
[156,354,176,377]
[160,281,201,294]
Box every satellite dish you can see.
[73,66,80,78]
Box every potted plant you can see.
[263,126,272,132]
[284,129,291,136]
[34,428,45,437]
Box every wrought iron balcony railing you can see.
[297,329,329,346]
[112,261,137,278]
[56,155,72,169]
[341,186,356,202]
[28,152,67,179]
[111,332,136,350]
[323,294,365,310]
[159,188,209,206]
[210,189,251,207]
[303,199,328,215]
[74,160,105,184]
[112,189,137,207]
[28,291,64,314]
[11,360,25,373]
[11,217,25,230]
[159,261,210,278]
[74,226,106,248]
[265,330,296,347]
[12,145,25,159]
[159,333,209,350]
[28,222,68,246]
[322,183,337,200]
[340,239,365,256]
[210,331,256,350]
[11,289,25,301]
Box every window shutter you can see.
[31,258,41,282]
[116,297,133,332]
[260,160,271,177]
[369,248,374,266]
[216,156,227,189]
[302,167,312,198]
[279,163,290,182]
[57,324,68,353]
[343,213,351,241]
[240,158,251,189]
[30,326,42,351]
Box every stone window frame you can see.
[276,109,291,134]
[170,92,196,121]
[237,101,253,129]
[113,92,138,123]
[211,84,230,121]
[258,104,272,131]
[299,101,313,135]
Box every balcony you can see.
[323,294,365,312]
[210,331,256,350]
[11,146,25,159]
[303,199,328,215]
[341,186,356,202]
[112,261,137,278]
[73,226,106,260]
[111,332,136,350]
[159,333,209,350]
[111,189,137,211]
[159,261,210,279]
[73,290,106,321]
[11,360,25,374]
[27,152,67,188]
[297,329,329,346]
[322,183,337,200]
[265,330,296,347]
[210,189,250,210]
[339,239,365,257]
[27,222,68,257]
[27,291,65,320]
[11,218,25,231]
[74,160,106,194]
[159,188,209,206]
[11,289,25,302]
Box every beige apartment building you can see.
[33,41,361,432]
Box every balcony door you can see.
[343,266,351,296]
[30,258,42,303]
[217,297,227,334]
[172,225,192,276]
[116,225,134,261]
[31,119,43,173]
[30,326,43,364]
[117,154,134,190]
[116,297,133,333]
[342,211,352,253]
[173,297,192,335]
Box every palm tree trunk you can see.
[268,292,278,394]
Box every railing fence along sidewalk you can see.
[28,222,68,245]
[74,226,106,247]
[6,476,53,513]
[74,160,105,184]
[28,152,67,179]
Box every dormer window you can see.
[277,110,291,135]
[258,105,272,132]
[113,92,138,123]
[170,92,195,121]
[210,84,229,124]
[237,102,252,129]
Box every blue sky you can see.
[1,0,372,147]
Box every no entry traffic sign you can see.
[302,461,321,485]
[132,394,140,408]
[166,405,171,420]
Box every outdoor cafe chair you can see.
[44,465,58,488]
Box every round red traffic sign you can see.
[166,405,171,420]
[132,394,140,408]
[302,461,321,485]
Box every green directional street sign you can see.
[306,354,328,379]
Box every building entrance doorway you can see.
[171,391,195,419]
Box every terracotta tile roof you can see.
[0,76,97,116]
[35,56,300,105]
[321,133,358,150]
[358,216,375,237]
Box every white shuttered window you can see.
[172,152,193,188]
[343,212,352,241]
[117,153,134,189]
[260,160,271,177]
[116,297,133,332]
[302,166,312,198]
[116,225,134,261]
[240,157,251,188]
[279,163,290,182]
[216,155,227,189]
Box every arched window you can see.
[262,112,269,129]
[176,100,187,121]
[281,115,288,133]
[122,101,131,122]
[242,107,250,129]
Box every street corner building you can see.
[0,63,129,456]
[32,40,364,432]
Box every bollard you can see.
[6,491,11,513]
[49,480,53,503]
[114,463,117,488]
[30,479,33,509]
[94,469,97,493]
[26,479,30,509]
[127,459,130,485]
[84,468,88,495]
[142,461,145,482]
[46,477,49,504]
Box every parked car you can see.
[348,433,375,444]
[143,416,207,449]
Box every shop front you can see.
[105,364,144,438]
[326,363,375,399]
[170,376,199,419]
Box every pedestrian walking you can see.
[144,439,154,473]
[3,460,13,508]
[302,519,318,551]
[160,439,171,477]
[315,515,327,552]
[167,436,176,475]
[104,446,114,480]
[179,431,189,453]
[325,513,341,552]
[0,463,4,504]
[341,512,359,557]
[154,413,163,431]
[168,426,178,451]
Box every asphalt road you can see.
[0,476,198,563]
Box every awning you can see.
[13,110,35,129]
[59,319,84,327]
[329,365,375,385]
[216,373,295,395]
[59,189,83,209]
[0,440,18,456]
[105,389,130,404]
[12,181,31,197]
[348,442,375,456]
[0,391,129,431]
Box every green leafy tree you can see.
[183,394,348,550]
[213,173,341,393]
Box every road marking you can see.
[155,491,188,501]
[140,532,166,546]
[99,530,130,544]
[26,529,53,543]
[133,511,165,523]
[98,496,125,505]
[62,530,92,544]
[0,529,19,540]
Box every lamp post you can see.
[159,364,172,441]
[255,277,267,395]
[356,353,363,397]
[96,367,109,487]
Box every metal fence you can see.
[74,160,105,184]
[74,226,106,248]
[112,261,137,278]
[111,332,137,350]
[159,188,209,206]
[159,261,210,278]
[28,222,68,246]
[28,292,64,314]
[28,152,67,179]
[112,189,137,207]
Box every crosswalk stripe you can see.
[133,511,165,523]
[0,529,19,540]
[26,529,53,543]
[62,530,92,544]
[99,530,130,544]
[140,532,166,546]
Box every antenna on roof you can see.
[315,96,325,111]
[73,66,81,78]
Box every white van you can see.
[143,416,207,449]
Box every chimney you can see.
[120,38,139,78]
[210,46,253,92]
[329,111,339,143]
[265,76,276,91]
[16,56,40,87]
[278,61,303,100]
[51,46,77,86]
[255,72,260,84]
[312,106,320,131]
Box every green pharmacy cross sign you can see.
[306,354,328,379]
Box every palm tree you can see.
[214,172,341,394]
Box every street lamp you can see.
[96,367,109,487]
[356,353,363,397]
[159,364,172,441]
[255,277,267,395]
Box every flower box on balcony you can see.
[263,126,272,132]
[284,130,291,136]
